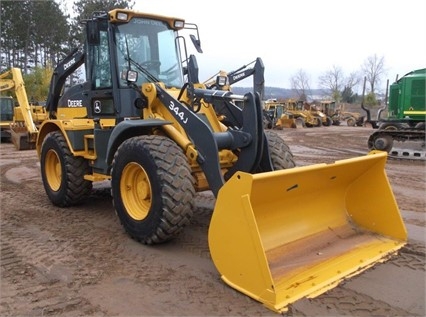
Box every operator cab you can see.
[57,9,201,121]
[0,96,14,121]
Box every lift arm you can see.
[45,47,85,118]
[0,68,38,134]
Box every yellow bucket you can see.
[208,151,407,313]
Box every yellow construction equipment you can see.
[263,99,304,129]
[308,103,333,126]
[285,99,322,127]
[0,68,47,150]
[319,100,365,126]
[36,9,406,314]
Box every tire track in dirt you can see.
[292,287,411,316]
[0,227,101,316]
[1,128,425,316]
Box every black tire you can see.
[264,130,296,169]
[111,135,195,245]
[372,133,394,152]
[295,118,306,128]
[331,115,341,126]
[347,117,356,126]
[323,116,333,126]
[40,131,92,207]
[314,116,322,127]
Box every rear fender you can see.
[36,121,66,158]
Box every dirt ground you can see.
[0,125,425,316]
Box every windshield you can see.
[114,17,184,88]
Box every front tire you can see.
[111,135,195,245]
[264,130,296,169]
[40,131,92,207]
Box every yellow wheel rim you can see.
[120,162,152,221]
[45,149,62,191]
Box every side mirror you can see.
[190,34,203,54]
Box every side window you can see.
[92,29,112,89]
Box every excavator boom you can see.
[0,68,41,150]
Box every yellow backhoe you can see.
[0,67,48,150]
[35,9,406,313]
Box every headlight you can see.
[174,20,185,28]
[216,75,228,87]
[126,70,138,82]
[116,12,128,21]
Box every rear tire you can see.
[111,135,195,244]
[40,131,92,207]
[264,130,296,169]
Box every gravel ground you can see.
[1,125,425,316]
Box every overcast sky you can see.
[133,0,425,91]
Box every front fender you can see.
[105,119,171,166]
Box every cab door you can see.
[86,20,115,119]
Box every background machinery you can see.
[0,68,48,150]
[203,59,301,129]
[308,102,333,126]
[35,9,407,313]
[0,96,14,142]
[263,99,305,129]
[363,68,426,159]
[319,100,365,126]
[285,99,322,127]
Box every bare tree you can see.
[361,54,386,94]
[290,69,311,101]
[318,65,344,102]
[341,71,361,103]
[345,71,361,89]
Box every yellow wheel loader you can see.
[0,68,48,150]
[36,9,407,313]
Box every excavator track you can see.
[368,129,426,161]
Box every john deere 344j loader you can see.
[36,9,407,313]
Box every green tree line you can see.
[0,0,134,73]
[1,0,134,100]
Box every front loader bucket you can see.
[208,151,407,313]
